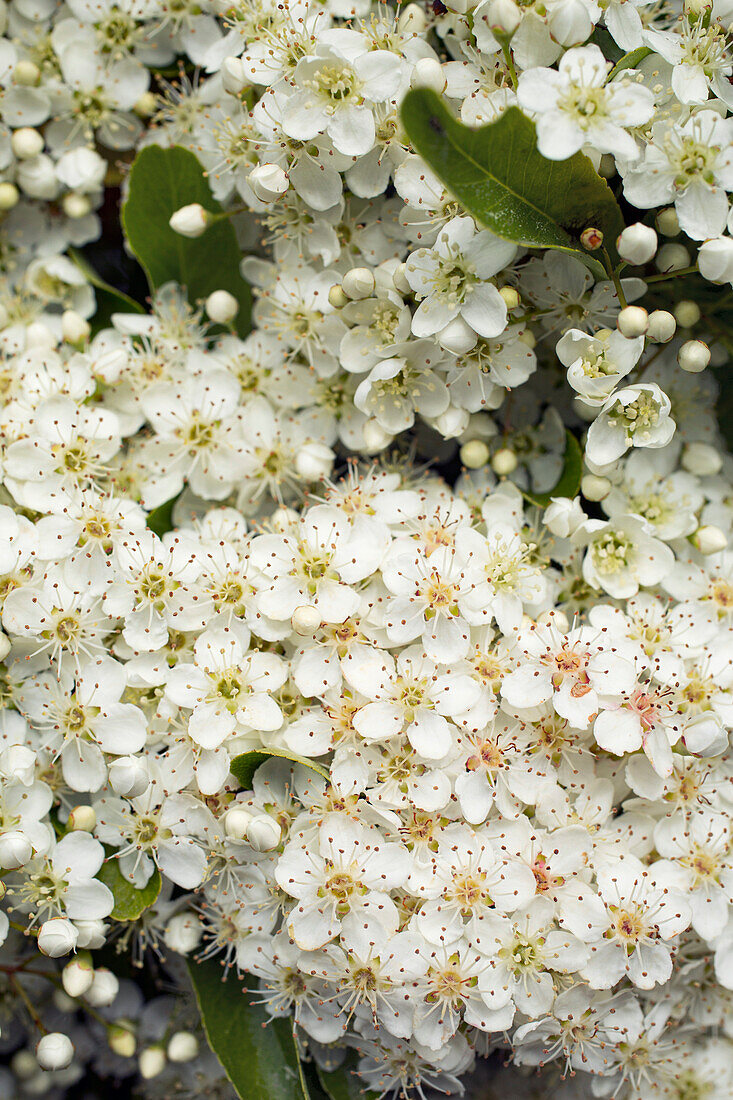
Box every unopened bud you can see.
[221,57,248,95]
[617,223,657,265]
[656,207,680,237]
[0,829,32,868]
[491,447,518,476]
[62,954,94,998]
[682,441,723,477]
[617,305,648,338]
[108,755,149,798]
[580,227,603,251]
[392,262,412,295]
[342,267,375,300]
[537,609,570,633]
[26,321,56,349]
[397,2,426,32]
[38,918,79,958]
[362,418,393,453]
[61,310,90,346]
[12,1051,39,1079]
[517,328,536,349]
[646,310,676,343]
[674,300,701,328]
[698,237,733,285]
[328,284,347,308]
[544,496,585,538]
[581,474,611,501]
[498,286,520,310]
[62,192,92,219]
[205,289,239,324]
[74,919,106,950]
[431,406,469,438]
[164,913,202,955]
[133,92,157,118]
[169,203,210,238]
[108,1024,136,1058]
[678,339,710,373]
[248,163,289,203]
[0,744,35,784]
[85,967,120,1007]
[692,525,727,555]
[247,814,282,851]
[291,604,321,636]
[167,1032,199,1063]
[11,127,43,159]
[36,1033,74,1071]
[460,440,490,469]
[223,807,253,838]
[411,57,447,94]
[437,315,477,354]
[12,60,40,86]
[68,805,96,832]
[294,441,333,480]
[485,0,522,35]
[139,1047,166,1079]
[656,243,689,272]
[0,182,19,211]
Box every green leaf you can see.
[522,431,583,509]
[122,145,251,337]
[145,494,180,538]
[188,958,307,1100]
[608,47,652,80]
[317,1058,377,1100]
[96,856,162,922]
[400,92,623,276]
[68,247,144,334]
[230,750,330,790]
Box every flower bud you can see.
[437,316,477,354]
[674,300,701,328]
[13,60,40,86]
[485,0,522,35]
[397,3,426,32]
[139,1047,166,1080]
[328,284,348,308]
[0,744,35,785]
[36,1033,74,1071]
[133,92,157,118]
[617,305,648,338]
[85,967,120,1006]
[169,203,211,238]
[580,227,603,251]
[108,1024,136,1058]
[430,406,469,437]
[342,267,375,300]
[294,441,333,480]
[460,440,489,469]
[248,163,289,203]
[411,57,447,94]
[25,321,56,349]
[68,805,96,832]
[164,913,203,955]
[108,755,150,797]
[517,328,536,349]
[362,418,393,452]
[167,1032,199,1063]
[222,56,248,94]
[247,814,281,851]
[53,988,77,1012]
[678,340,710,373]
[646,310,676,343]
[656,243,689,271]
[537,609,570,633]
[692,525,727,555]
[617,223,657,265]
[270,506,300,531]
[681,441,723,477]
[581,474,611,501]
[656,207,680,237]
[0,182,19,211]
[544,496,585,538]
[11,127,43,159]
[223,807,253,838]
[12,1051,39,1079]
[62,954,94,999]
[38,918,79,958]
[392,262,412,295]
[62,192,92,219]
[698,237,733,285]
[74,919,107,950]
[61,310,91,346]
[291,604,321,636]
[491,448,518,475]
[0,829,32,868]
[205,290,239,324]
[498,285,520,310]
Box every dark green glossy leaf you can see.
[523,431,583,509]
[608,47,652,80]
[122,145,251,337]
[68,247,144,334]
[230,750,330,790]
[188,958,307,1100]
[96,856,161,922]
[145,494,180,538]
[400,91,623,276]
[317,1056,377,1100]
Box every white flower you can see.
[516,44,654,161]
[353,339,449,434]
[556,327,644,407]
[11,832,114,923]
[577,513,675,599]
[586,383,675,466]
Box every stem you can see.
[645,265,698,283]
[501,43,518,89]
[601,247,627,308]
[10,975,47,1035]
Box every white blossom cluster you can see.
[1,0,733,1097]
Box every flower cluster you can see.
[1,0,733,1097]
